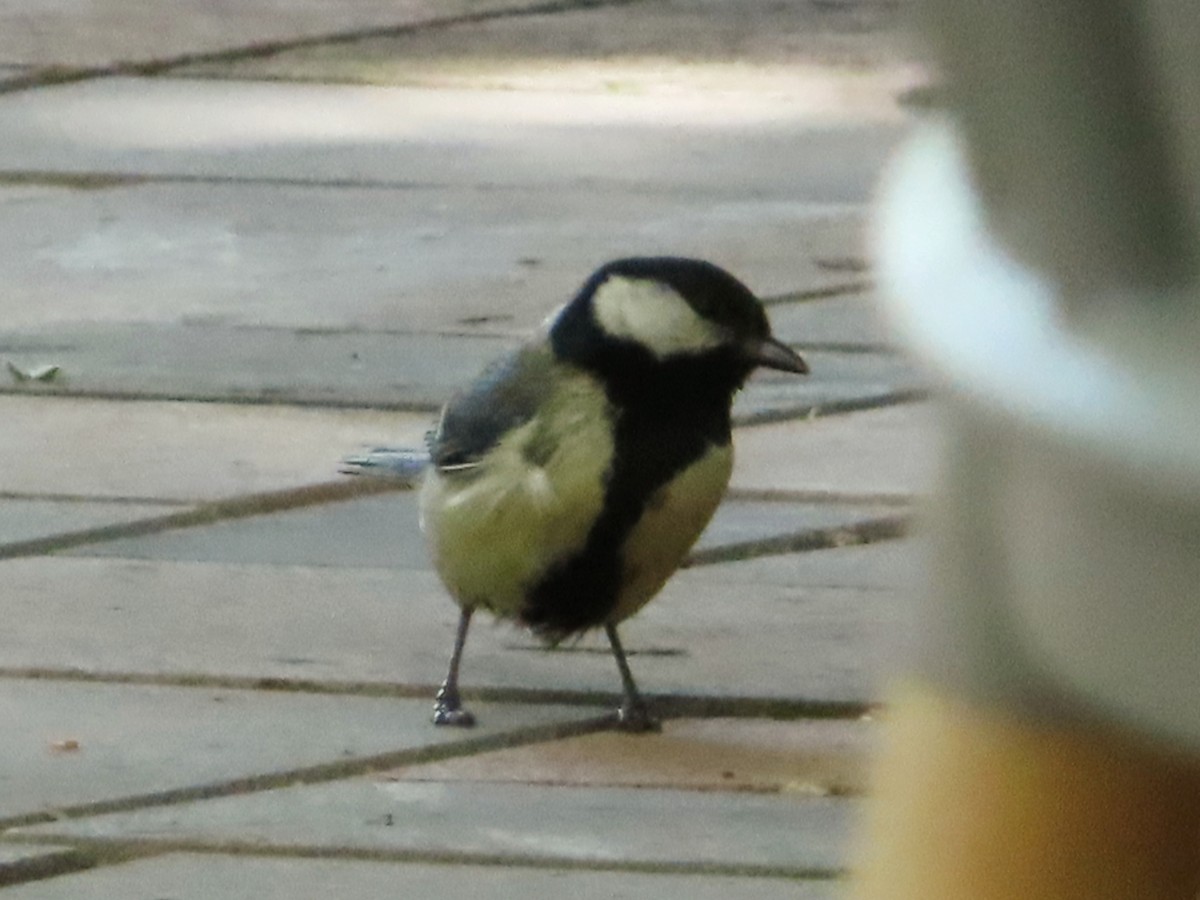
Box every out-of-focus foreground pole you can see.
[852,2,1200,898]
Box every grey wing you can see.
[430,344,557,473]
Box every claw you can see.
[614,701,661,734]
[433,685,476,727]
[433,705,476,727]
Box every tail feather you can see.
[338,446,430,483]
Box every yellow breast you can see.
[608,441,733,623]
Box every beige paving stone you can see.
[0,0,522,68]
[0,396,426,501]
[21,778,855,874]
[0,854,842,900]
[383,717,874,796]
[731,403,937,499]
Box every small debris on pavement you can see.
[7,361,62,383]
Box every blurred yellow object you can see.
[850,681,1200,900]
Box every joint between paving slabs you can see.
[0,713,616,834]
[760,281,874,306]
[0,490,190,507]
[733,389,929,428]
[0,843,154,891]
[0,684,865,883]
[0,386,925,421]
[684,513,910,567]
[0,169,876,203]
[0,477,406,561]
[0,833,846,883]
[0,667,871,723]
[0,0,650,97]
[0,451,911,566]
[724,486,912,507]
[0,696,866,873]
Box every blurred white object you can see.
[875,118,1200,748]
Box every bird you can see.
[414,256,807,731]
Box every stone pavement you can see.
[0,1,926,896]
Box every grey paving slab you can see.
[770,291,892,349]
[0,79,903,200]
[63,492,896,569]
[731,403,936,498]
[0,853,842,900]
[65,491,428,569]
[21,779,856,875]
[0,499,177,545]
[0,0,523,68]
[0,396,427,502]
[188,0,913,102]
[387,717,874,796]
[0,322,919,415]
[0,324,508,409]
[0,179,871,335]
[0,556,902,703]
[630,572,902,704]
[0,678,585,821]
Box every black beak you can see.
[744,336,808,374]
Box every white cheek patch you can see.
[592,276,723,359]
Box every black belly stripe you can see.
[520,355,736,640]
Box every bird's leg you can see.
[433,608,476,726]
[604,623,661,733]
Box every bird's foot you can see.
[432,686,476,727]
[614,701,661,734]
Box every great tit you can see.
[421,256,808,731]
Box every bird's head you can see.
[549,257,807,398]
